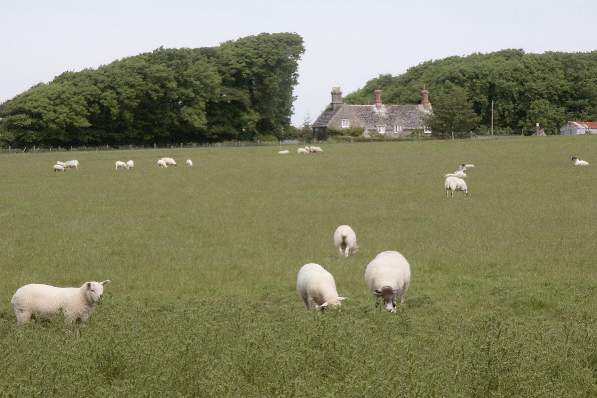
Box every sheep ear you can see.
[86,282,92,289]
[100,280,111,286]
[317,302,329,310]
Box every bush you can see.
[327,127,364,138]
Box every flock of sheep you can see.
[53,157,193,172]
[278,145,324,155]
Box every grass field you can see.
[1,137,596,397]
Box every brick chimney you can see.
[374,89,382,110]
[420,85,431,110]
[331,87,343,109]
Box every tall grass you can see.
[0,136,596,396]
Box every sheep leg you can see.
[344,246,350,257]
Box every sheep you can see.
[161,157,177,166]
[333,225,358,257]
[309,146,323,153]
[64,160,79,169]
[186,159,193,167]
[457,163,475,171]
[126,160,134,169]
[55,161,66,167]
[11,280,111,325]
[445,170,467,178]
[278,150,290,154]
[53,164,65,172]
[296,263,346,310]
[571,156,589,166]
[115,160,129,170]
[157,159,168,168]
[445,175,469,197]
[297,147,309,154]
[364,251,411,312]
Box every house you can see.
[560,121,597,135]
[312,87,432,139]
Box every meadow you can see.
[0,137,596,397]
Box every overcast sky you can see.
[2,0,597,126]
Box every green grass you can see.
[1,137,596,397]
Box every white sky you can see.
[2,0,597,126]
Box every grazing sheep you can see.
[56,161,66,167]
[309,146,323,153]
[161,157,177,166]
[364,251,411,313]
[296,263,346,310]
[571,156,589,166]
[115,161,129,170]
[186,159,193,167]
[278,150,290,155]
[11,280,111,325]
[157,159,168,168]
[53,164,65,172]
[297,147,309,154]
[126,160,134,169]
[445,175,469,197]
[64,160,79,169]
[333,225,358,257]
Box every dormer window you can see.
[341,119,350,129]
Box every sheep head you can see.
[374,286,397,313]
[83,280,111,304]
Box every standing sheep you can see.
[64,160,79,169]
[11,280,111,325]
[444,175,469,197]
[364,251,411,312]
[186,159,193,167]
[333,225,358,257]
[53,164,65,172]
[115,161,129,170]
[161,157,177,166]
[157,159,168,168]
[297,147,309,154]
[297,263,346,310]
[126,160,135,169]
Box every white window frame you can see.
[394,125,403,133]
[377,126,386,135]
[341,119,350,129]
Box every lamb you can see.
[126,160,135,169]
[64,160,79,169]
[297,147,309,154]
[157,159,168,168]
[11,280,111,325]
[571,156,589,166]
[186,159,193,167]
[296,263,346,310]
[364,251,411,312]
[278,150,290,154]
[115,161,129,170]
[333,225,358,257]
[445,175,469,197]
[160,157,177,166]
[53,164,65,172]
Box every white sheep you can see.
[278,150,290,154]
[445,170,467,178]
[55,161,66,167]
[333,225,358,257]
[115,160,129,170]
[445,175,469,197]
[571,156,589,166]
[161,157,177,166]
[364,251,411,312]
[309,146,323,153]
[53,164,65,172]
[157,159,168,168]
[11,280,111,325]
[126,160,135,169]
[297,147,309,154]
[186,159,193,167]
[64,160,79,169]
[296,263,346,310]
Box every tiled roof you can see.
[312,105,340,128]
[569,121,597,129]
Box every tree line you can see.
[0,33,304,146]
[345,49,597,136]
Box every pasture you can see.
[0,137,596,397]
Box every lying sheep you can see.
[161,157,177,166]
[53,164,65,172]
[309,146,323,153]
[445,175,469,197]
[186,159,193,167]
[297,147,309,154]
[333,225,358,257]
[278,150,290,155]
[115,161,129,170]
[571,156,589,166]
[65,160,79,169]
[364,251,411,312]
[11,280,111,325]
[126,160,134,169]
[157,159,168,168]
[297,263,346,310]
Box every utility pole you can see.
[491,100,494,136]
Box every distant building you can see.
[312,87,432,139]
[560,121,597,135]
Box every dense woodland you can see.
[0,33,304,146]
[345,50,597,135]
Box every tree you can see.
[426,86,479,138]
[525,99,565,134]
